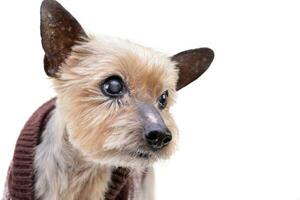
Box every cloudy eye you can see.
[158,90,168,110]
[101,76,125,97]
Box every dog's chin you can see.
[87,148,172,169]
[115,150,158,168]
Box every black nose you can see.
[137,101,172,150]
[145,129,172,150]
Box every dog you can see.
[3,0,214,199]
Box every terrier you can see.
[3,0,214,199]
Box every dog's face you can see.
[41,0,214,168]
[54,38,179,167]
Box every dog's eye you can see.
[158,90,168,109]
[101,76,125,97]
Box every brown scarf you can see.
[6,99,143,200]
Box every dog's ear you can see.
[40,0,87,77]
[171,48,214,90]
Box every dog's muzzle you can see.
[137,102,172,150]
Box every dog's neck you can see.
[33,106,111,200]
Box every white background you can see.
[1,0,300,199]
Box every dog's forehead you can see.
[72,36,179,97]
[119,49,177,97]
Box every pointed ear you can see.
[40,0,87,77]
[171,48,214,90]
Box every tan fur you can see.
[53,36,179,167]
[34,35,179,199]
[34,107,111,200]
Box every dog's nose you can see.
[137,101,172,150]
[145,129,172,150]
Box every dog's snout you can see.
[145,129,172,150]
[137,101,172,150]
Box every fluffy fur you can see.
[33,36,179,200]
[4,1,213,199]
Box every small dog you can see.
[3,0,214,199]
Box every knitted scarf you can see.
[5,99,144,200]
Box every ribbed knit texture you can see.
[8,98,56,200]
[105,167,131,200]
[6,99,144,200]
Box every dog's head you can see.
[41,0,214,168]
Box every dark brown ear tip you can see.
[192,47,215,65]
[172,47,214,63]
[41,0,59,8]
[201,47,215,62]
[41,0,59,14]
